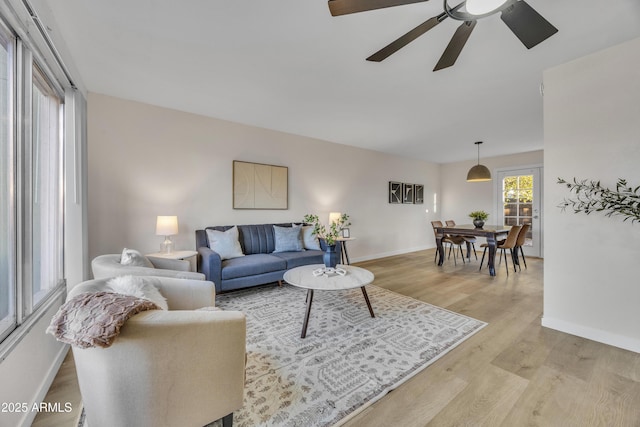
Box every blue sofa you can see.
[196,223,340,293]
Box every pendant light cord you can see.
[475,141,482,165]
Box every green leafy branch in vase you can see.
[468,210,489,221]
[303,213,351,245]
[557,177,640,223]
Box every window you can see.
[0,21,65,346]
[0,28,15,343]
[502,174,534,246]
[30,65,64,307]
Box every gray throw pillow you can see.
[206,226,245,260]
[302,225,321,250]
[273,224,304,253]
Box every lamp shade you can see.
[466,164,492,182]
[156,216,178,236]
[329,212,342,225]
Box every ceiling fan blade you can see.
[367,14,446,62]
[433,20,476,71]
[500,0,558,49]
[328,0,428,16]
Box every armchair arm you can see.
[72,310,246,427]
[67,277,216,310]
[91,254,204,281]
[152,277,216,310]
[198,247,223,291]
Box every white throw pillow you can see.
[120,248,154,268]
[105,275,168,310]
[273,224,304,252]
[206,226,245,260]
[302,225,321,250]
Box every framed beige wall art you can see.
[233,161,288,209]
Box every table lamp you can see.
[329,212,342,226]
[156,215,178,254]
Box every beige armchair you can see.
[92,253,205,280]
[67,277,246,427]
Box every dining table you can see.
[433,224,512,276]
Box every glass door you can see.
[497,167,542,257]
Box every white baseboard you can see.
[541,316,640,353]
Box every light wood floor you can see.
[34,249,640,427]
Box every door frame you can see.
[493,164,544,258]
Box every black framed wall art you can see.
[402,183,414,204]
[414,184,424,204]
[389,181,402,204]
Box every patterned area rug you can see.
[207,283,487,427]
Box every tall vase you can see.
[323,244,338,269]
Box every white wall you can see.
[440,150,543,225]
[87,93,441,264]
[543,37,640,352]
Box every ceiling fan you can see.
[328,0,558,71]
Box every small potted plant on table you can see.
[304,213,350,268]
[469,210,489,229]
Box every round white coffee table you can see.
[283,264,375,338]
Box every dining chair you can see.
[431,221,466,265]
[514,223,530,271]
[479,225,522,276]
[445,220,477,260]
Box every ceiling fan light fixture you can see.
[465,0,508,15]
[466,141,492,182]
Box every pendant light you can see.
[466,141,492,182]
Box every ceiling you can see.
[38,0,640,163]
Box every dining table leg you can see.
[436,234,445,266]
[486,236,498,276]
[512,248,520,270]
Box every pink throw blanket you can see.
[47,291,158,348]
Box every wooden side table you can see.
[146,250,198,271]
[335,237,355,265]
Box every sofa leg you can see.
[220,413,233,427]
[278,280,283,287]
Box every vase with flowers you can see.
[303,213,351,268]
[469,210,489,229]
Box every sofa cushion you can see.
[221,254,287,280]
[236,224,277,255]
[206,226,245,260]
[272,250,325,269]
[273,224,304,253]
[120,248,154,268]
